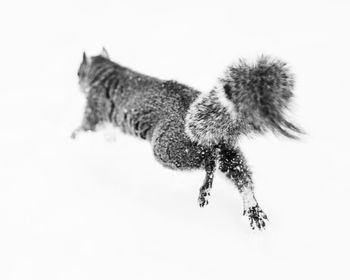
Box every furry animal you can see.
[72,48,302,230]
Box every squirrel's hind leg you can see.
[152,119,219,206]
[218,145,268,230]
[152,120,206,170]
[198,152,217,207]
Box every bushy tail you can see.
[221,56,304,139]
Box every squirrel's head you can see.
[77,48,110,94]
[77,48,113,128]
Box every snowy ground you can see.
[1,0,349,279]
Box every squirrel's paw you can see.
[198,189,210,207]
[243,204,268,230]
[71,127,83,139]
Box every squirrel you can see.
[72,48,303,230]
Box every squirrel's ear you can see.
[82,52,91,64]
[83,52,87,63]
[101,47,109,59]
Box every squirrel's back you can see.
[79,55,201,141]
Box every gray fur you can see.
[73,49,302,230]
[185,90,244,146]
[219,56,303,139]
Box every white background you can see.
[0,0,349,279]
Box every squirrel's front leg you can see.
[71,106,99,139]
[198,151,217,207]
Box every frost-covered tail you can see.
[185,88,241,146]
[220,56,303,139]
[185,56,303,146]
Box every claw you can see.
[198,194,209,208]
[244,204,268,230]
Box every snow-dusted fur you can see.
[221,56,303,139]
[185,87,241,146]
[186,56,302,147]
[73,49,303,231]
